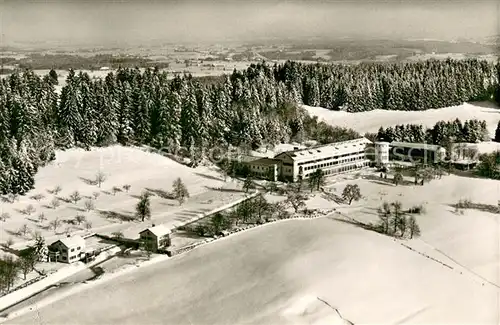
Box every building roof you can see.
[51,235,85,248]
[229,154,262,163]
[140,224,171,237]
[230,155,280,166]
[275,137,373,163]
[390,142,445,152]
[248,157,280,166]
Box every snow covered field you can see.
[330,173,500,287]
[32,61,251,94]
[5,171,500,324]
[1,145,245,250]
[304,101,500,139]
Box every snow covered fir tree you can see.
[1,59,500,195]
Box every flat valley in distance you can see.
[1,37,498,79]
[1,30,500,325]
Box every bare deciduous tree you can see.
[398,215,407,237]
[19,224,30,237]
[390,201,404,236]
[50,197,61,209]
[92,191,100,200]
[253,195,270,223]
[18,250,37,280]
[342,184,362,205]
[53,185,62,195]
[84,221,93,230]
[69,191,82,204]
[393,172,403,186]
[31,194,45,202]
[0,255,18,292]
[84,199,95,211]
[25,204,36,216]
[0,212,10,222]
[95,171,107,188]
[75,214,86,225]
[408,215,421,239]
[285,192,307,213]
[49,218,61,233]
[308,169,326,192]
[37,212,46,223]
[136,191,152,222]
[172,178,190,205]
[377,202,392,234]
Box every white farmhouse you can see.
[139,224,171,253]
[48,235,86,263]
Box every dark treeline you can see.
[4,54,171,71]
[203,59,499,112]
[0,67,357,195]
[375,118,489,145]
[0,71,58,195]
[1,58,499,195]
[289,58,499,111]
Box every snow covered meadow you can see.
[0,145,245,251]
[4,168,500,324]
[2,102,500,324]
[304,101,500,141]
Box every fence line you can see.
[169,208,335,256]
[173,191,260,230]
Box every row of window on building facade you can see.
[300,153,366,173]
[302,161,370,178]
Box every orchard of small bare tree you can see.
[376,201,422,239]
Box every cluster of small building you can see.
[44,138,473,264]
[231,137,456,182]
[46,224,172,264]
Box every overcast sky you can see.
[0,0,498,46]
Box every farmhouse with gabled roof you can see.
[48,235,86,263]
[139,224,172,253]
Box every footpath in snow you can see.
[0,246,121,315]
[0,208,335,324]
[0,251,171,323]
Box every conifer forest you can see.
[1,59,499,194]
[376,119,490,144]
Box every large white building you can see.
[274,137,373,182]
[232,138,449,182]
